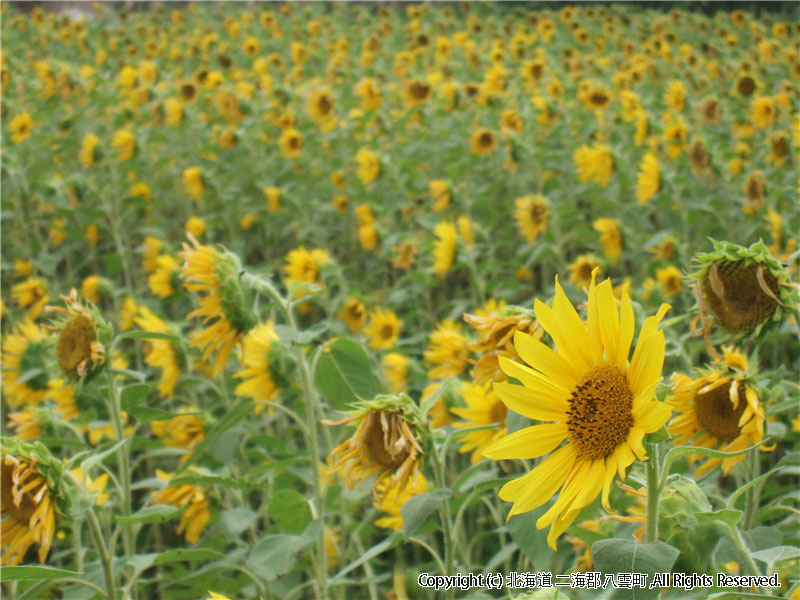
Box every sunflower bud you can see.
[691,240,799,342]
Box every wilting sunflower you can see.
[180,236,255,376]
[374,473,429,531]
[514,194,549,243]
[2,320,52,407]
[593,218,623,264]
[636,153,661,205]
[668,347,770,477]
[1,439,68,566]
[134,307,181,398]
[48,289,110,380]
[325,395,425,499]
[364,308,402,350]
[483,270,672,548]
[452,382,507,465]
[338,297,367,333]
[12,277,49,319]
[432,221,458,277]
[690,240,798,341]
[234,321,293,413]
[151,470,211,544]
[423,319,469,379]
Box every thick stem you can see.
[430,440,454,598]
[645,441,661,544]
[86,508,117,600]
[728,524,762,578]
[106,371,134,560]
[742,450,761,530]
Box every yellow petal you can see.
[586,268,605,363]
[595,279,620,365]
[632,401,672,434]
[484,423,566,460]
[498,356,572,401]
[534,298,593,375]
[513,330,578,390]
[616,281,634,370]
[501,445,576,516]
[628,331,665,398]
[492,381,567,422]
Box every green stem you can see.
[106,371,134,561]
[429,440,454,598]
[72,517,84,572]
[241,272,328,599]
[645,441,661,544]
[60,579,109,599]
[742,450,761,530]
[728,524,762,578]
[86,507,117,600]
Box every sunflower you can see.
[636,153,661,204]
[423,319,469,380]
[664,80,686,112]
[12,277,49,319]
[452,382,507,464]
[568,254,601,290]
[49,290,109,380]
[356,147,380,185]
[185,216,206,238]
[751,96,776,128]
[183,167,204,201]
[151,408,205,456]
[151,470,211,544]
[283,247,331,312]
[593,218,623,264]
[263,186,281,213]
[374,473,429,530]
[308,87,335,124]
[164,97,183,126]
[1,440,67,566]
[81,275,110,304]
[514,194,549,243]
[742,171,765,214]
[354,77,382,112]
[69,466,109,507]
[325,396,425,499]
[180,236,255,376]
[148,254,180,299]
[365,308,402,350]
[470,128,497,155]
[656,266,683,298]
[9,112,33,143]
[279,128,303,158]
[483,270,672,548]
[338,297,367,333]
[79,133,100,168]
[668,347,769,477]
[382,353,409,394]
[500,109,523,133]
[402,78,431,107]
[134,307,181,398]
[766,133,789,167]
[428,180,451,212]
[233,321,289,413]
[663,115,688,160]
[111,128,136,161]
[574,144,613,187]
[432,221,458,277]
[119,297,138,332]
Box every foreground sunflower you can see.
[483,269,672,548]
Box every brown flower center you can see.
[380,324,395,340]
[566,365,634,460]
[57,314,96,378]
[364,410,410,469]
[530,203,547,225]
[695,381,746,443]
[737,76,755,96]
[701,261,779,333]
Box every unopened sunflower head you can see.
[323,394,427,499]
[180,235,256,376]
[1,438,71,566]
[690,240,799,346]
[47,289,112,380]
[463,303,538,385]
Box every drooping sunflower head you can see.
[151,469,211,544]
[233,320,295,413]
[324,394,426,499]
[48,289,111,380]
[423,319,469,380]
[690,240,798,342]
[483,270,672,548]
[1,438,70,566]
[668,347,770,477]
[1,320,53,407]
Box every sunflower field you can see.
[1,2,799,599]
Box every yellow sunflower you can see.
[470,127,497,155]
[134,307,181,398]
[151,470,211,544]
[12,277,49,320]
[338,297,367,333]
[364,308,402,350]
[111,128,136,161]
[233,321,286,413]
[180,236,255,376]
[79,132,100,168]
[1,320,52,407]
[148,254,180,299]
[668,347,769,477]
[356,147,380,185]
[423,319,469,380]
[452,382,507,465]
[574,144,613,187]
[514,195,549,243]
[279,128,303,158]
[151,408,205,456]
[9,112,33,143]
[374,473,429,531]
[568,254,601,290]
[382,353,410,394]
[636,153,661,205]
[656,266,683,298]
[593,218,623,264]
[429,180,451,212]
[432,221,458,278]
[483,270,672,548]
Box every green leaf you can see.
[246,534,307,581]
[645,426,670,444]
[401,489,451,538]
[314,339,381,410]
[0,566,83,582]
[662,441,770,479]
[130,405,201,423]
[221,508,258,538]
[296,321,329,344]
[120,383,152,410]
[79,439,127,472]
[153,548,223,564]
[419,378,455,417]
[268,489,313,534]
[329,531,404,584]
[591,539,680,600]
[115,504,182,524]
[696,509,742,528]
[179,397,254,471]
[750,545,800,565]
[171,474,262,490]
